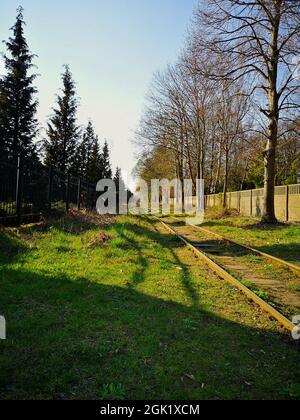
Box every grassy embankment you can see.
[0,212,299,400]
[203,210,300,267]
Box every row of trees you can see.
[0,8,121,186]
[43,66,113,183]
[135,0,300,223]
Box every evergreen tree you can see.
[114,167,123,213]
[113,167,131,213]
[76,121,104,183]
[113,167,125,192]
[0,7,38,162]
[101,140,112,179]
[44,65,79,174]
[88,139,102,184]
[0,79,7,159]
[77,121,97,178]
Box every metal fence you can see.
[205,184,300,222]
[0,155,96,224]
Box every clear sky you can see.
[0,0,197,184]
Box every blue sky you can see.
[0,0,197,184]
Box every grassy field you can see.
[161,216,300,317]
[0,212,299,400]
[202,214,300,266]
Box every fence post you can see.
[66,173,71,212]
[250,190,253,217]
[238,191,241,214]
[286,185,289,222]
[15,155,23,224]
[47,166,53,212]
[77,178,82,211]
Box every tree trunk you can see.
[223,150,229,209]
[240,160,249,191]
[199,134,205,180]
[262,8,281,224]
[262,121,278,224]
[208,134,216,193]
[214,142,222,194]
[185,135,196,190]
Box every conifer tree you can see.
[113,167,130,213]
[0,80,7,159]
[76,121,104,183]
[44,65,79,174]
[101,140,112,179]
[113,167,123,213]
[88,139,102,184]
[0,7,38,162]
[113,167,124,192]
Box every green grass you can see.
[0,213,299,400]
[203,215,300,266]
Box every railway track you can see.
[189,223,300,276]
[156,216,299,334]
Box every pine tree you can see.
[114,167,130,213]
[113,167,124,192]
[88,139,102,184]
[44,65,79,174]
[101,140,112,179]
[0,7,38,162]
[114,167,123,213]
[0,79,7,159]
[76,121,104,183]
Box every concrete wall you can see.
[205,184,300,222]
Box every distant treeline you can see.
[135,0,300,224]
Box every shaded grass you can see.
[0,214,299,400]
[164,216,300,317]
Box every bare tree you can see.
[192,0,300,223]
[135,57,252,202]
[216,81,250,207]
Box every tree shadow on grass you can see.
[113,217,199,306]
[0,229,29,265]
[1,215,299,399]
[114,224,149,288]
[200,220,300,264]
[0,267,299,400]
[150,219,200,307]
[255,243,300,266]
[17,212,115,237]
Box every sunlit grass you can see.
[0,213,299,400]
[203,214,300,266]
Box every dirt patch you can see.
[242,221,288,230]
[88,231,115,248]
[205,207,240,220]
[67,209,114,227]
